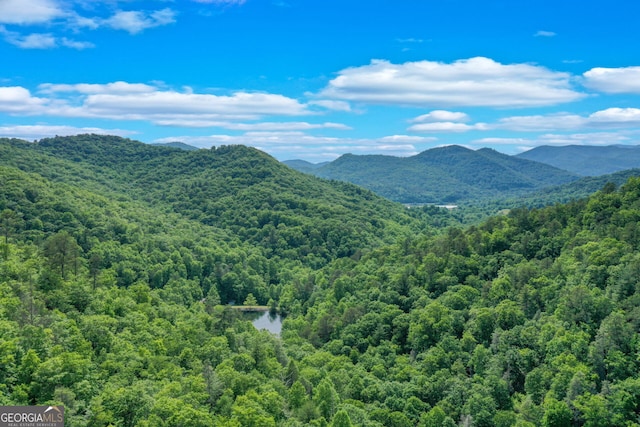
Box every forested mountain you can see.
[517,144,640,176]
[282,159,330,175]
[3,134,640,426]
[286,145,579,204]
[1,135,420,271]
[151,141,200,151]
[454,168,640,223]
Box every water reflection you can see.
[244,310,283,335]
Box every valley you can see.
[2,135,640,426]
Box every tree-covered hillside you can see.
[279,177,640,426]
[1,135,420,271]
[3,135,640,426]
[517,144,640,176]
[286,145,579,204]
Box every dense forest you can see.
[2,135,640,426]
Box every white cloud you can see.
[471,133,633,148]
[153,132,433,161]
[409,122,486,133]
[0,87,48,113]
[38,81,157,95]
[378,135,437,143]
[494,108,640,132]
[0,23,92,50]
[534,30,556,37]
[0,124,136,140]
[154,120,351,130]
[0,0,64,25]
[3,31,57,49]
[494,113,587,131]
[407,108,640,134]
[583,66,640,94]
[408,110,485,132]
[536,132,633,145]
[0,83,311,123]
[320,57,584,108]
[80,90,309,119]
[471,137,532,145]
[410,110,470,123]
[60,38,95,49]
[309,100,352,112]
[105,8,176,34]
[588,108,640,126]
[213,121,350,131]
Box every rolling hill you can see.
[4,134,640,425]
[516,144,640,176]
[0,135,421,293]
[286,145,579,204]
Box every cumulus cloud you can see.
[2,31,57,49]
[60,38,95,49]
[588,108,640,126]
[583,66,640,94]
[410,110,470,123]
[0,2,175,48]
[38,82,157,95]
[534,30,556,37]
[80,91,309,120]
[0,0,64,25]
[0,82,312,124]
[0,87,49,114]
[494,108,640,131]
[494,113,587,131]
[0,25,94,50]
[104,8,176,34]
[406,108,640,134]
[408,110,486,132]
[309,100,353,112]
[320,57,584,108]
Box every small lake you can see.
[243,310,284,335]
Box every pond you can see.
[243,310,284,335]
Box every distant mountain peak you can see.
[517,144,640,176]
[151,141,200,151]
[286,144,578,204]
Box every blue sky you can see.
[1,0,640,162]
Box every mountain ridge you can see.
[516,144,640,176]
[286,145,580,204]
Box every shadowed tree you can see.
[43,231,81,280]
[1,208,22,259]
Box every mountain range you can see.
[285,144,640,204]
[515,144,640,176]
[285,145,580,204]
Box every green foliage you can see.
[3,135,640,425]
